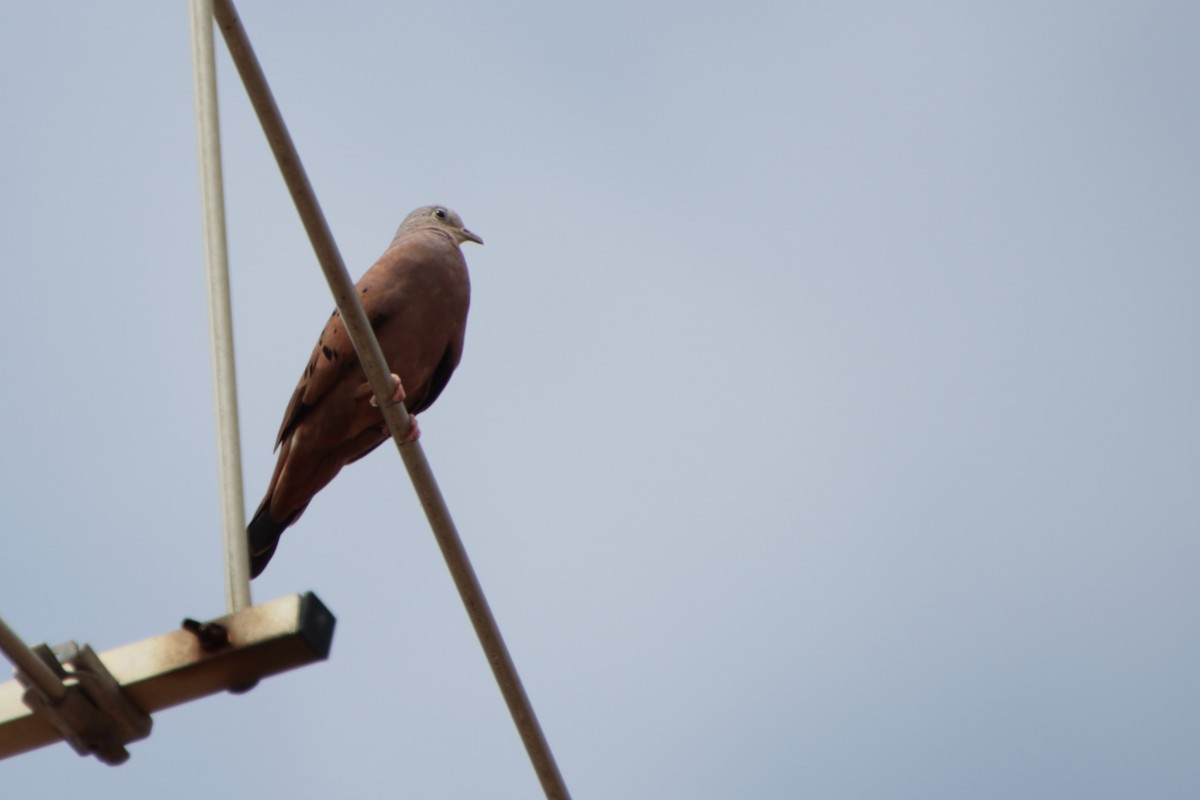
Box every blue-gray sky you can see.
[2,2,1198,797]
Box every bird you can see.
[246,205,482,577]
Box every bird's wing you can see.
[410,339,464,415]
[272,284,384,449]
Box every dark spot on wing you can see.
[371,312,389,328]
[322,346,336,361]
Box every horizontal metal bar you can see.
[0,593,335,761]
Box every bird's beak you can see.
[460,227,483,246]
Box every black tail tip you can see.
[248,538,279,579]
[247,506,286,579]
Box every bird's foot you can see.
[401,416,421,445]
[370,373,406,407]
[368,374,420,444]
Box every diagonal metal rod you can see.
[209,2,571,797]
[189,0,252,614]
[0,617,66,703]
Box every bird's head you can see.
[397,205,483,246]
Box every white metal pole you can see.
[189,0,252,614]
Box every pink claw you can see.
[368,374,420,444]
[400,416,421,445]
[370,373,406,407]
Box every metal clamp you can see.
[15,642,152,765]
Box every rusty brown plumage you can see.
[247,205,481,577]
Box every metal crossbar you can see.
[0,595,334,762]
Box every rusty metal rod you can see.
[0,617,67,703]
[209,3,570,797]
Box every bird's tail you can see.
[247,501,287,578]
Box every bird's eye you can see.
[434,208,447,220]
